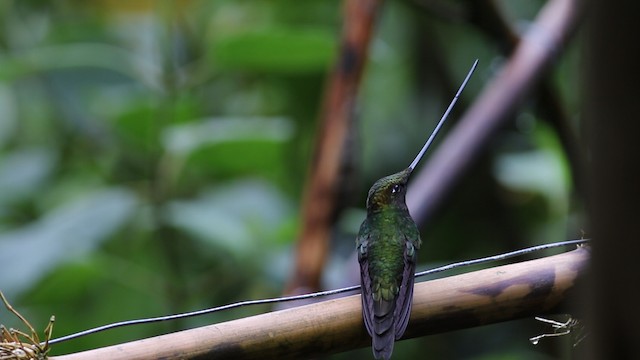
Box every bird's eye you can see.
[391,184,401,194]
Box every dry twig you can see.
[0,292,54,360]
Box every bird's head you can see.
[366,167,412,213]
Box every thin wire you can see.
[47,238,588,345]
[414,238,588,277]
[409,59,479,170]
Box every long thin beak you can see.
[408,59,478,171]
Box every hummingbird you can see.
[357,59,478,359]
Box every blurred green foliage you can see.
[0,0,581,358]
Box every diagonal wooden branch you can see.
[50,247,588,360]
[407,0,582,224]
[470,0,586,198]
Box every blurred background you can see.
[0,0,582,358]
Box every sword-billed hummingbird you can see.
[357,59,478,359]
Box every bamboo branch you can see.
[50,247,588,360]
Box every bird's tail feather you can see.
[372,299,396,360]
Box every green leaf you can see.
[162,116,294,178]
[211,27,336,73]
[162,116,293,155]
[0,188,138,295]
[164,179,293,257]
[0,148,56,205]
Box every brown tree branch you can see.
[286,0,384,294]
[407,0,582,224]
[50,247,588,360]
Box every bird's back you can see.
[358,209,420,359]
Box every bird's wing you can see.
[360,245,396,359]
[357,232,375,338]
[394,236,418,340]
[359,230,401,359]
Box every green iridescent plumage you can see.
[357,168,420,359]
[356,60,478,359]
